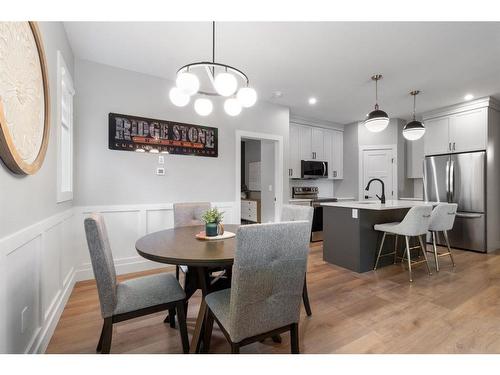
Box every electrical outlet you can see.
[352,209,358,219]
[21,306,28,333]
[268,185,273,192]
[156,167,165,176]
[158,155,164,164]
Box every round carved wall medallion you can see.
[0,22,50,175]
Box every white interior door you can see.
[361,148,395,201]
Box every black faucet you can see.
[365,178,386,204]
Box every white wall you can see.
[243,139,261,188]
[74,59,290,208]
[0,22,76,354]
[260,141,275,222]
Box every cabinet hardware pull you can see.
[453,142,455,151]
[449,142,451,151]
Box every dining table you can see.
[135,224,239,353]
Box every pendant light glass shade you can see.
[224,98,242,116]
[364,74,389,132]
[237,87,257,107]
[194,98,213,116]
[214,72,238,96]
[403,120,425,140]
[365,109,389,132]
[169,87,190,107]
[403,90,425,141]
[176,72,200,95]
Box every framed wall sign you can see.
[108,113,218,157]
[0,22,50,175]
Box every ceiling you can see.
[64,22,500,125]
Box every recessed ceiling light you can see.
[464,94,474,101]
[308,97,317,105]
[272,91,283,98]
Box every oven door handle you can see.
[323,162,327,177]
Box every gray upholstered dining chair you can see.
[84,214,189,354]
[203,221,311,354]
[173,202,211,279]
[281,204,314,316]
[427,203,458,271]
[373,205,433,282]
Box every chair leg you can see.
[374,232,387,270]
[96,320,105,352]
[100,317,113,354]
[290,323,299,354]
[405,236,413,282]
[168,308,176,328]
[418,235,432,276]
[176,302,190,354]
[431,231,440,272]
[203,309,214,353]
[176,265,180,280]
[231,343,240,354]
[302,275,312,316]
[443,231,455,267]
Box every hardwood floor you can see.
[46,242,500,354]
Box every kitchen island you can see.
[321,200,437,273]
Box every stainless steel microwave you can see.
[301,160,328,179]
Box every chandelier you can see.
[364,74,389,132]
[169,22,257,116]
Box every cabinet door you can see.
[323,130,334,179]
[449,108,487,153]
[289,124,301,178]
[424,117,450,156]
[311,127,324,160]
[298,126,312,161]
[332,130,343,179]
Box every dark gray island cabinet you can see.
[322,200,437,273]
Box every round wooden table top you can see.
[135,225,239,267]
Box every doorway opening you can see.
[235,131,283,225]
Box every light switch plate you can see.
[156,167,165,176]
[352,209,358,219]
[158,156,165,164]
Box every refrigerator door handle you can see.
[445,160,450,202]
[450,159,455,202]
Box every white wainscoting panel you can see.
[0,209,75,354]
[1,201,236,353]
[74,201,237,281]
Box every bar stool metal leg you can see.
[443,230,455,267]
[405,236,413,282]
[418,235,432,276]
[374,232,387,270]
[431,231,440,272]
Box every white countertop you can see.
[321,199,437,211]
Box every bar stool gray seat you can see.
[427,203,458,271]
[84,214,189,354]
[281,204,314,317]
[203,221,310,354]
[373,205,433,282]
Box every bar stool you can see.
[373,205,433,282]
[427,203,458,272]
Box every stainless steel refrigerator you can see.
[424,151,486,252]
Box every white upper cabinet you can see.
[311,127,324,160]
[289,123,343,180]
[332,130,343,179]
[289,124,301,178]
[424,117,450,155]
[449,108,487,153]
[423,101,489,156]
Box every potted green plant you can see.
[201,207,224,237]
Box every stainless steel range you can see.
[291,187,337,242]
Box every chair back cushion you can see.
[429,203,458,231]
[396,205,433,236]
[281,204,314,232]
[173,202,210,228]
[228,221,310,342]
[84,214,118,318]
